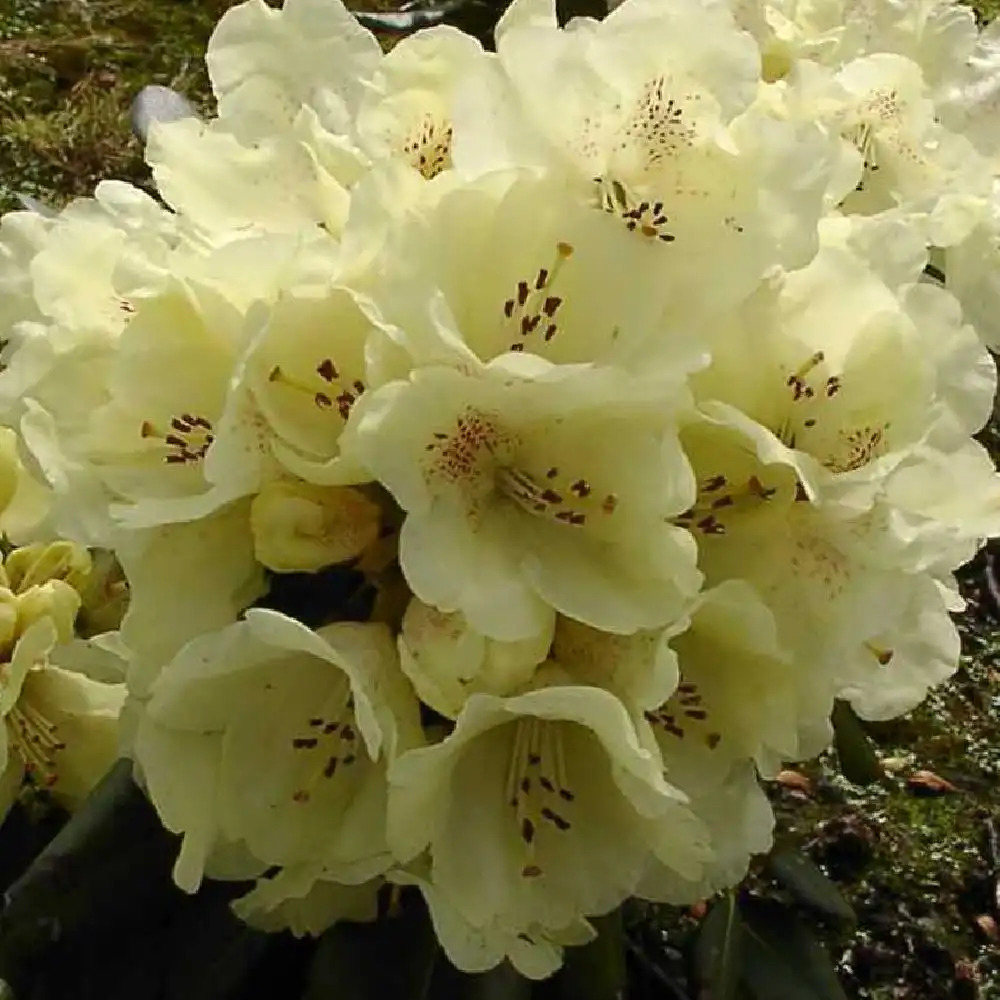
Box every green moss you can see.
[0,0,230,212]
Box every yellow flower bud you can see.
[4,541,93,595]
[16,580,81,644]
[250,481,381,574]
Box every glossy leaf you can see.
[693,893,744,1000]
[554,911,626,1000]
[766,850,855,923]
[354,0,502,45]
[302,891,438,1000]
[831,701,884,786]
[739,898,849,1000]
[353,8,449,32]
[433,961,533,1000]
[0,760,177,994]
[556,0,607,23]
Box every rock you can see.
[129,85,199,142]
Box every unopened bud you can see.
[4,540,92,594]
[17,579,81,643]
[250,481,381,574]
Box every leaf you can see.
[0,760,178,994]
[432,961,533,1000]
[831,701,884,786]
[553,911,626,1000]
[765,850,855,923]
[738,898,849,1000]
[161,882,270,1000]
[693,892,744,1000]
[23,881,269,1000]
[302,890,438,1000]
[353,0,502,45]
[556,0,608,24]
[352,8,450,33]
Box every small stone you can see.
[130,85,199,142]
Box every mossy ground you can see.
[2,1,1000,997]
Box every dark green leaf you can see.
[353,0,503,46]
[24,880,269,1000]
[303,890,438,1000]
[738,898,849,1000]
[162,882,270,1000]
[0,760,178,994]
[432,961,533,1000]
[0,800,67,895]
[353,8,450,33]
[552,910,626,1000]
[693,893,744,1000]
[556,0,607,24]
[831,701,884,786]
[765,850,855,923]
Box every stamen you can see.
[596,177,676,242]
[864,642,894,666]
[674,469,776,536]
[501,244,575,352]
[505,719,577,879]
[497,468,593,527]
[288,679,360,805]
[269,362,365,421]
[140,414,215,466]
[647,679,714,744]
[7,699,65,788]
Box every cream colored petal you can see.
[21,665,125,808]
[232,866,380,936]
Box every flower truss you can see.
[2,0,1000,980]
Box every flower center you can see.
[400,112,454,180]
[826,425,889,473]
[774,351,891,473]
[424,408,516,498]
[595,176,677,243]
[611,76,701,172]
[423,410,619,527]
[140,413,215,465]
[864,641,894,665]
[505,718,576,879]
[288,680,360,804]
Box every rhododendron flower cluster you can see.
[2,0,1000,979]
